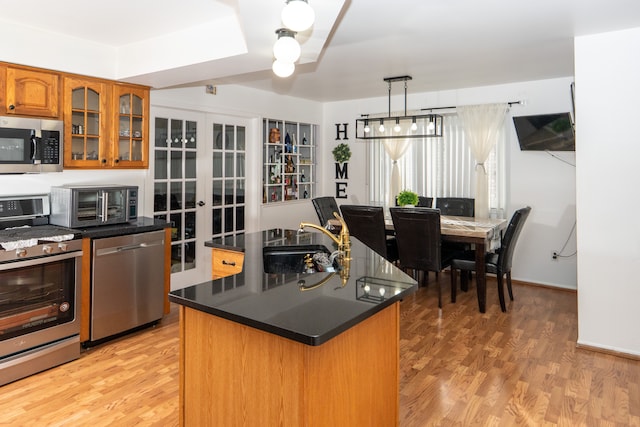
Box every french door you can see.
[149,107,253,290]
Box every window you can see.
[368,114,507,216]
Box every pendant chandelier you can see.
[356,76,443,140]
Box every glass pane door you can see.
[211,122,245,238]
[151,108,207,290]
[71,87,100,161]
[149,107,255,291]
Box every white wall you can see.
[0,169,148,209]
[321,77,577,289]
[575,27,640,356]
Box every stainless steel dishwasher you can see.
[90,230,165,342]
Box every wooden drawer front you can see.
[212,249,244,279]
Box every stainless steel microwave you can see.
[0,116,63,173]
[49,185,138,228]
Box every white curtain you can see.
[368,113,508,218]
[382,138,411,206]
[457,103,508,218]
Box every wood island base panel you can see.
[179,303,400,426]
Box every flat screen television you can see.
[513,112,575,151]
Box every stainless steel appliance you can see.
[0,194,82,386]
[90,230,165,342]
[0,116,63,173]
[49,184,138,228]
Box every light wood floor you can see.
[1,274,639,426]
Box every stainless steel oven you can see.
[0,194,82,386]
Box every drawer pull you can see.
[222,260,236,266]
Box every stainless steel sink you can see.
[262,244,336,274]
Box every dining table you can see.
[327,212,507,312]
[383,215,507,313]
[440,216,507,312]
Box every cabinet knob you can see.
[114,158,120,164]
[101,158,107,164]
[197,201,205,207]
[9,104,15,110]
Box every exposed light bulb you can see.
[281,0,315,32]
[411,118,418,131]
[428,120,435,132]
[272,59,295,78]
[379,120,385,132]
[273,29,300,62]
[364,121,370,133]
[393,119,401,132]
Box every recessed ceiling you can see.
[2,0,640,102]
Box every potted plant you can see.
[396,190,419,207]
[332,143,352,163]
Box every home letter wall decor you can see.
[335,162,348,199]
[335,123,348,140]
[333,126,350,199]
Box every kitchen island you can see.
[169,228,417,426]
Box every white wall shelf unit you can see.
[263,118,316,204]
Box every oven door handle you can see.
[0,250,82,271]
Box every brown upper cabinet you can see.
[0,65,60,118]
[0,61,150,169]
[62,77,149,169]
[63,76,110,168]
[113,84,149,169]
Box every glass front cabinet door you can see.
[63,78,149,169]
[114,85,149,168]
[63,77,109,168]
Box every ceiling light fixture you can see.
[361,114,370,133]
[273,28,301,62]
[272,59,295,78]
[394,118,401,133]
[281,0,315,32]
[355,75,444,140]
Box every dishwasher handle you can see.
[95,239,164,256]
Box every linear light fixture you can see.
[356,76,443,140]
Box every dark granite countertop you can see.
[170,229,418,346]
[0,217,169,250]
[74,217,170,239]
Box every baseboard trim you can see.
[511,279,577,293]
[575,343,640,361]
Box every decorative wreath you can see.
[332,143,352,163]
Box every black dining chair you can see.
[436,197,475,253]
[435,197,475,217]
[394,195,433,208]
[449,206,531,312]
[417,196,433,208]
[311,197,340,231]
[389,207,461,308]
[340,205,398,262]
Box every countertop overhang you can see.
[169,229,418,346]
